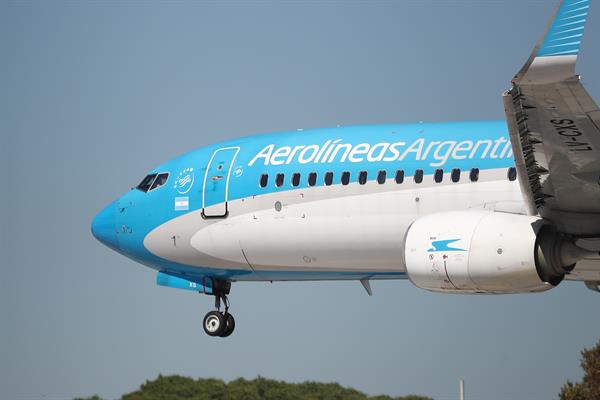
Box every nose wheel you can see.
[202,310,235,337]
[202,280,235,337]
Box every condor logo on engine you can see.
[427,239,466,252]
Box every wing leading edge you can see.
[503,0,600,236]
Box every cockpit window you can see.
[137,172,169,193]
[150,173,169,190]
[137,174,157,192]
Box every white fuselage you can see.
[144,167,523,281]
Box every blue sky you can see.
[1,1,599,399]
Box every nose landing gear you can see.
[202,280,235,337]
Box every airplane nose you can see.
[91,202,118,250]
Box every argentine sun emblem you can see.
[173,167,195,194]
[233,165,243,178]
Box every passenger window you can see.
[324,172,334,186]
[470,168,480,182]
[308,172,317,186]
[414,169,423,183]
[150,173,169,190]
[377,170,386,184]
[137,174,157,193]
[395,170,404,184]
[276,173,284,187]
[292,173,301,187]
[508,167,517,181]
[341,171,350,186]
[451,168,460,183]
[259,174,268,188]
[358,171,368,185]
[434,169,443,183]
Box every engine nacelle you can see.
[404,211,554,294]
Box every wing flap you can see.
[504,79,600,235]
[504,0,600,235]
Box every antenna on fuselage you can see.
[360,278,372,296]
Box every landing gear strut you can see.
[202,279,235,337]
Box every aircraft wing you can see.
[503,0,600,236]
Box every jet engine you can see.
[403,210,595,294]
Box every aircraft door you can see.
[202,147,240,218]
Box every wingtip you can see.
[513,0,592,85]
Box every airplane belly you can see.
[230,173,519,275]
[237,195,409,273]
[144,170,522,279]
[143,210,254,271]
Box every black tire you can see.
[203,311,225,336]
[219,313,235,338]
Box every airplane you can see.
[92,0,600,338]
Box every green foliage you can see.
[559,339,600,400]
[87,374,432,400]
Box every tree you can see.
[559,338,600,400]
[114,375,432,400]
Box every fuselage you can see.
[92,120,523,282]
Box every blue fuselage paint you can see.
[93,120,515,282]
